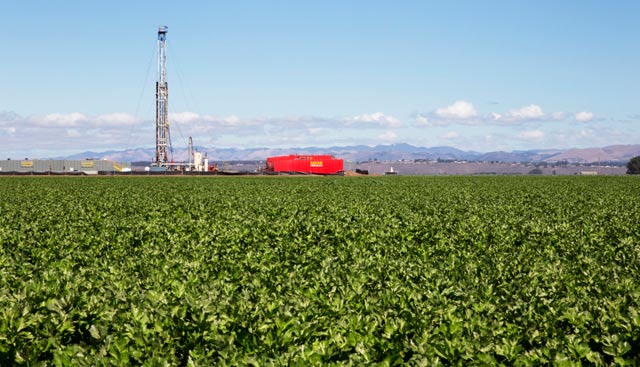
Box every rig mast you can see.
[154,26,170,166]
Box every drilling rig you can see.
[154,26,171,168]
[150,26,210,172]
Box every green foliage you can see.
[627,155,640,174]
[1,176,640,365]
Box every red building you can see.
[266,155,344,175]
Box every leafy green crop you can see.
[1,176,639,365]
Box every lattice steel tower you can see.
[155,26,170,166]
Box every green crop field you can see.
[1,176,639,366]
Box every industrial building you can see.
[266,155,344,175]
[0,159,131,174]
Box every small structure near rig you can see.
[266,155,344,175]
[385,166,398,175]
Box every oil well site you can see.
[0,26,634,177]
[0,26,344,176]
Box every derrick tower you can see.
[154,26,170,166]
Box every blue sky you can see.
[1,0,639,157]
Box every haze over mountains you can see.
[60,144,640,164]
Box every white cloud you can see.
[34,112,88,127]
[413,101,478,127]
[492,104,545,123]
[442,131,459,139]
[575,111,594,122]
[418,102,592,126]
[579,129,594,137]
[167,113,266,133]
[0,107,626,158]
[414,114,430,126]
[512,105,544,119]
[94,113,141,126]
[420,101,551,126]
[413,113,453,127]
[0,111,152,156]
[27,112,141,128]
[345,112,402,128]
[307,127,324,135]
[66,129,82,137]
[169,112,255,127]
[518,130,545,140]
[171,112,404,131]
[169,111,201,124]
[378,130,398,141]
[204,114,258,127]
[435,100,477,120]
[222,115,242,125]
[548,125,630,149]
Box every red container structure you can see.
[266,155,344,175]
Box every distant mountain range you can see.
[58,143,640,164]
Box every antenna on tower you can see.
[154,26,171,167]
